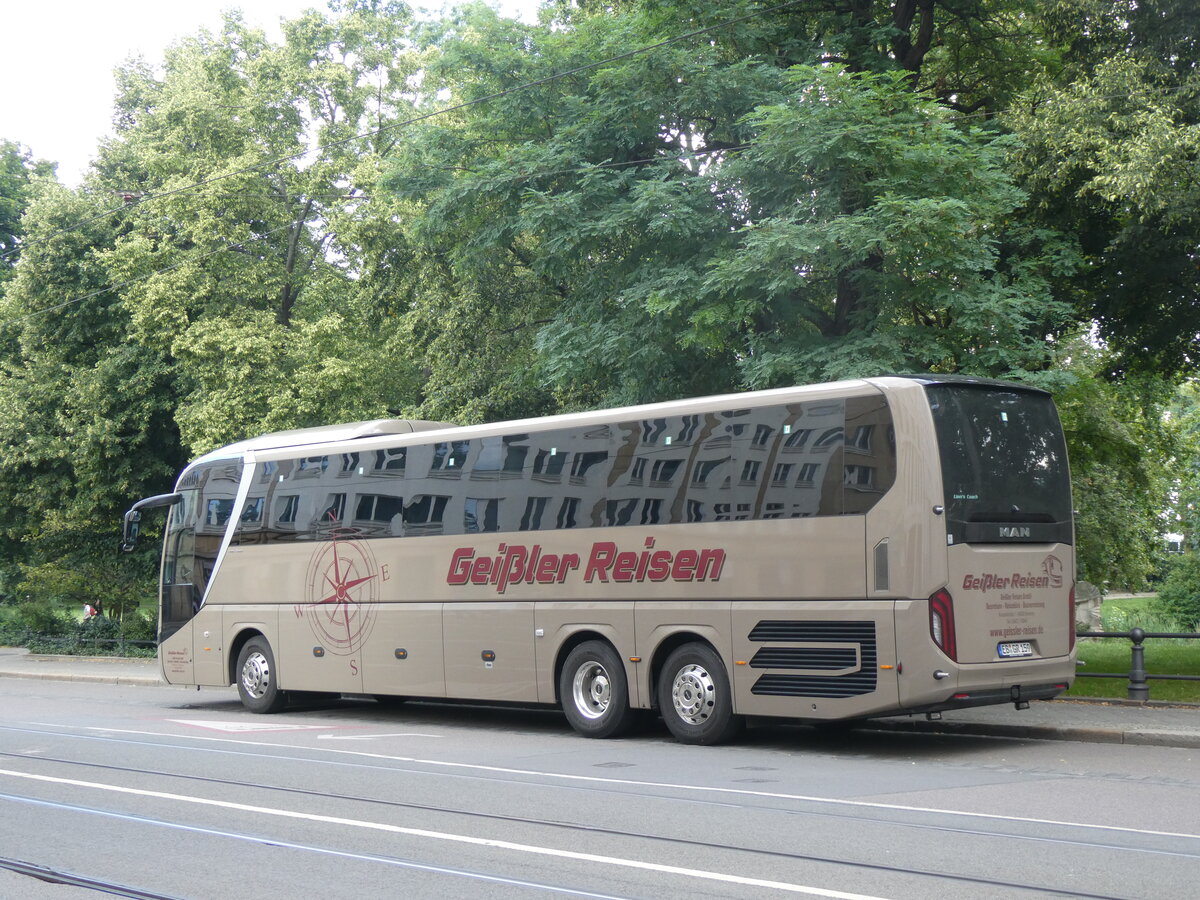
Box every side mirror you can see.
[120,510,142,552]
[120,492,184,552]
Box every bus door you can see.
[158,491,206,682]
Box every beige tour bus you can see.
[122,375,1076,744]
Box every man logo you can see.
[1000,526,1031,538]
[1042,554,1064,589]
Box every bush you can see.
[1157,553,1200,630]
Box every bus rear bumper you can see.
[902,681,1069,715]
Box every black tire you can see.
[236,637,287,714]
[657,643,742,745]
[559,640,637,739]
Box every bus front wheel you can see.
[237,637,286,714]
[657,643,743,745]
[559,641,636,739]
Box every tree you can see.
[1053,345,1176,590]
[0,140,55,278]
[384,3,1080,408]
[0,3,428,613]
[1008,0,1200,377]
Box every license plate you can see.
[998,641,1033,658]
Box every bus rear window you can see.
[925,384,1072,545]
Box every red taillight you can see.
[929,588,957,661]
[1069,583,1076,652]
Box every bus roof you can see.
[183,374,1051,473]
[189,418,454,466]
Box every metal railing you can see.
[1075,628,1200,700]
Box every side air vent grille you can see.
[748,620,878,698]
[748,620,875,643]
[749,647,859,670]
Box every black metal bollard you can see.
[1128,627,1149,701]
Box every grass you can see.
[1066,593,1200,703]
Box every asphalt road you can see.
[1,678,1198,899]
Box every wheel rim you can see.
[241,650,271,700]
[571,661,612,720]
[670,663,715,725]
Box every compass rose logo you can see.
[302,535,380,655]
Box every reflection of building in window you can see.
[355,493,404,523]
[276,495,299,524]
[629,457,647,484]
[642,418,667,443]
[321,494,346,522]
[404,495,449,534]
[240,498,264,523]
[815,428,844,449]
[783,429,812,450]
[605,498,638,526]
[207,499,234,526]
[502,438,529,475]
[571,451,609,482]
[763,502,785,519]
[298,456,328,477]
[687,500,704,523]
[847,425,874,451]
[845,465,875,487]
[692,457,728,486]
[520,496,550,530]
[532,448,566,481]
[752,424,774,447]
[740,460,761,484]
[374,448,406,474]
[650,459,681,486]
[464,497,500,533]
[678,415,700,443]
[340,452,360,474]
[714,502,752,521]
[641,498,662,525]
[431,441,469,474]
[772,463,793,486]
[556,497,580,529]
[797,463,820,485]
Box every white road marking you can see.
[166,719,331,733]
[317,732,441,740]
[0,767,887,899]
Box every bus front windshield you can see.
[925,384,1072,545]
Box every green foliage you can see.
[1008,3,1200,376]
[1054,348,1176,590]
[0,140,56,276]
[1,0,1197,625]
[1158,554,1200,630]
[1168,381,1200,551]
[387,5,1081,409]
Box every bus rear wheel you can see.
[237,637,286,714]
[657,643,742,745]
[559,641,636,739]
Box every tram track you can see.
[0,854,182,899]
[0,747,1165,900]
[2,723,1197,851]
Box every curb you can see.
[866,717,1200,749]
[0,670,162,687]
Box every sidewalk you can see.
[0,646,160,686]
[2,646,1197,748]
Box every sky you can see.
[1,1,536,186]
